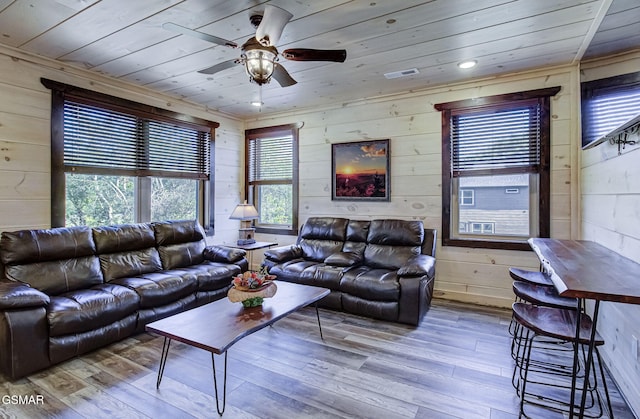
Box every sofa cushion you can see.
[100,248,163,282]
[47,284,140,337]
[300,240,344,263]
[299,217,349,263]
[340,267,400,301]
[158,241,206,270]
[1,226,95,265]
[367,219,424,246]
[364,244,421,271]
[299,217,349,241]
[173,262,241,292]
[92,223,156,254]
[153,220,205,246]
[4,256,103,296]
[110,271,197,308]
[346,220,370,242]
[268,260,343,290]
[325,252,362,267]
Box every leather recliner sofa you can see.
[0,219,247,380]
[262,217,436,325]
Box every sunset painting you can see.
[332,139,390,201]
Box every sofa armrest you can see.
[203,245,246,263]
[325,252,362,267]
[264,245,302,262]
[397,254,435,278]
[0,281,50,310]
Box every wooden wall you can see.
[580,50,640,416]
[0,44,244,244]
[247,65,580,308]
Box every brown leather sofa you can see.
[262,217,436,325]
[0,220,247,380]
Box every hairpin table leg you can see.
[156,337,171,388]
[315,302,324,340]
[212,352,228,415]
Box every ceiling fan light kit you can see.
[242,38,278,85]
[163,4,347,90]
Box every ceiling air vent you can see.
[384,68,419,79]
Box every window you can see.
[245,124,300,235]
[459,189,474,205]
[435,87,559,250]
[43,79,218,229]
[470,222,495,234]
[581,71,640,148]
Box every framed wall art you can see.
[332,139,390,201]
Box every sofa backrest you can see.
[0,226,103,295]
[343,219,370,257]
[297,217,348,262]
[153,220,206,269]
[93,223,162,282]
[364,219,424,270]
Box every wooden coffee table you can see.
[145,281,330,415]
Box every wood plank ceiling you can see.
[1,0,639,119]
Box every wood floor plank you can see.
[0,299,635,418]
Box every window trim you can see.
[435,87,559,250]
[42,78,219,231]
[245,123,300,236]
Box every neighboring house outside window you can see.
[435,87,559,250]
[43,79,217,230]
[245,124,300,236]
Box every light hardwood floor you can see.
[0,300,635,418]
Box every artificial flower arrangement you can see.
[231,269,276,291]
[230,268,277,307]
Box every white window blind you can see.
[451,104,540,176]
[248,135,293,182]
[63,101,210,179]
[583,88,640,145]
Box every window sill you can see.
[443,238,533,251]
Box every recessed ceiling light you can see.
[458,60,477,69]
[251,101,263,107]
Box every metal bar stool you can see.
[508,268,557,336]
[512,302,612,418]
[509,267,555,287]
[510,280,580,389]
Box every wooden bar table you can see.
[528,238,640,418]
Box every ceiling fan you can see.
[163,5,347,87]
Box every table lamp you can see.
[229,201,259,245]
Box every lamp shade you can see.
[229,201,259,220]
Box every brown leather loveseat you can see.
[0,219,247,380]
[262,217,436,325]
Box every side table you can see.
[224,241,278,270]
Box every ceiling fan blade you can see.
[272,65,297,87]
[198,59,241,75]
[255,5,293,47]
[282,48,347,63]
[162,22,237,48]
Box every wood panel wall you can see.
[580,50,640,417]
[248,65,578,308]
[0,44,243,244]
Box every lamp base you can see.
[238,226,256,246]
